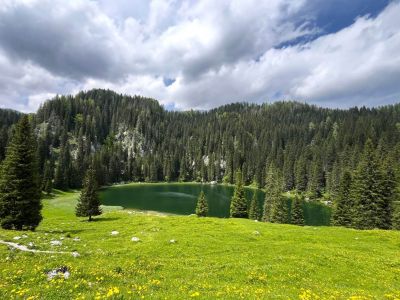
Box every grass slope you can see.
[0,190,399,299]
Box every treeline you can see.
[0,89,399,229]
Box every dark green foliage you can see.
[264,164,288,224]
[42,159,54,194]
[331,171,353,227]
[351,140,392,229]
[0,116,42,230]
[76,165,102,221]
[0,89,399,229]
[270,196,288,224]
[230,170,248,218]
[262,192,272,222]
[291,195,304,226]
[393,202,400,230]
[248,192,261,220]
[295,156,308,192]
[195,190,208,217]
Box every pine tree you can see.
[54,132,72,190]
[262,192,272,222]
[270,196,288,224]
[295,156,308,192]
[42,159,54,195]
[331,171,353,227]
[291,195,304,226]
[263,164,288,223]
[230,170,248,218]
[76,165,102,221]
[392,202,400,230]
[351,139,389,229]
[248,192,261,220]
[380,161,396,229]
[0,116,42,230]
[195,190,208,217]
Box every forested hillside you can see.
[1,89,399,201]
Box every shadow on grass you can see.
[79,217,120,223]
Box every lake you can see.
[100,183,331,225]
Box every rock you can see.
[169,239,176,244]
[46,266,70,280]
[253,231,260,235]
[73,237,80,242]
[131,237,140,242]
[13,236,21,240]
[72,251,80,258]
[111,231,119,235]
[28,242,35,248]
[21,234,28,238]
[50,240,62,246]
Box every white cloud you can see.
[0,0,399,112]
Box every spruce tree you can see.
[351,139,388,229]
[264,164,288,223]
[331,171,353,227]
[0,116,42,230]
[230,170,248,218]
[262,192,272,222]
[42,159,54,195]
[392,202,400,230]
[291,195,304,226]
[76,165,102,221]
[270,195,288,224]
[195,190,208,217]
[248,192,261,220]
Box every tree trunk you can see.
[88,215,92,222]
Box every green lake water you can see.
[100,183,331,225]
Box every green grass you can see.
[0,190,399,299]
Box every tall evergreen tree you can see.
[195,190,208,217]
[0,116,42,230]
[230,170,248,218]
[270,196,288,224]
[76,165,102,221]
[42,159,54,195]
[331,171,353,227]
[291,195,305,226]
[351,140,389,229]
[295,155,308,192]
[248,192,261,220]
[392,202,400,230]
[263,164,288,223]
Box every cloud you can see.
[0,0,399,112]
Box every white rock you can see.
[73,237,80,242]
[28,242,35,248]
[72,251,80,258]
[13,236,21,240]
[253,231,260,235]
[50,240,62,246]
[131,237,140,242]
[111,231,119,235]
[22,234,28,238]
[47,267,70,280]
[169,239,176,243]
[60,237,64,240]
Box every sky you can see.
[0,0,399,112]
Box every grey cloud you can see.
[0,1,128,80]
[0,0,399,112]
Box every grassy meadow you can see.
[0,189,399,299]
